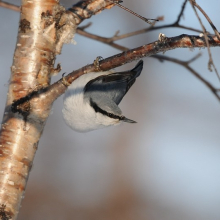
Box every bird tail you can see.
[131,60,144,78]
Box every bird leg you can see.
[61,72,71,87]
[93,56,103,71]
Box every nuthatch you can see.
[62,60,143,132]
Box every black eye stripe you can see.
[90,99,124,121]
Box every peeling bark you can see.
[0,0,76,219]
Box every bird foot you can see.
[61,73,71,87]
[93,56,103,72]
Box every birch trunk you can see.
[0,0,64,218]
[0,0,114,218]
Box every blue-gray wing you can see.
[84,60,143,105]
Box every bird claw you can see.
[61,73,71,87]
[93,56,103,72]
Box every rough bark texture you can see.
[0,0,71,219]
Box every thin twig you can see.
[76,28,128,51]
[77,23,203,44]
[191,0,220,40]
[108,0,203,41]
[111,0,158,24]
[0,1,20,12]
[175,0,188,24]
[190,0,220,83]
[152,54,220,102]
[76,0,203,43]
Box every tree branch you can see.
[0,1,20,12]
[190,0,220,82]
[42,34,220,104]
[68,0,115,24]
[152,54,220,102]
[175,0,187,24]
[12,34,220,113]
[76,27,129,51]
[75,0,204,45]
[190,0,220,40]
[74,27,220,103]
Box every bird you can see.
[62,60,144,132]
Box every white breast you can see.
[62,70,120,132]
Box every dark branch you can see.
[152,54,220,102]
[175,0,188,24]
[190,0,220,40]
[41,34,220,105]
[190,0,220,82]
[76,0,204,44]
[68,0,115,24]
